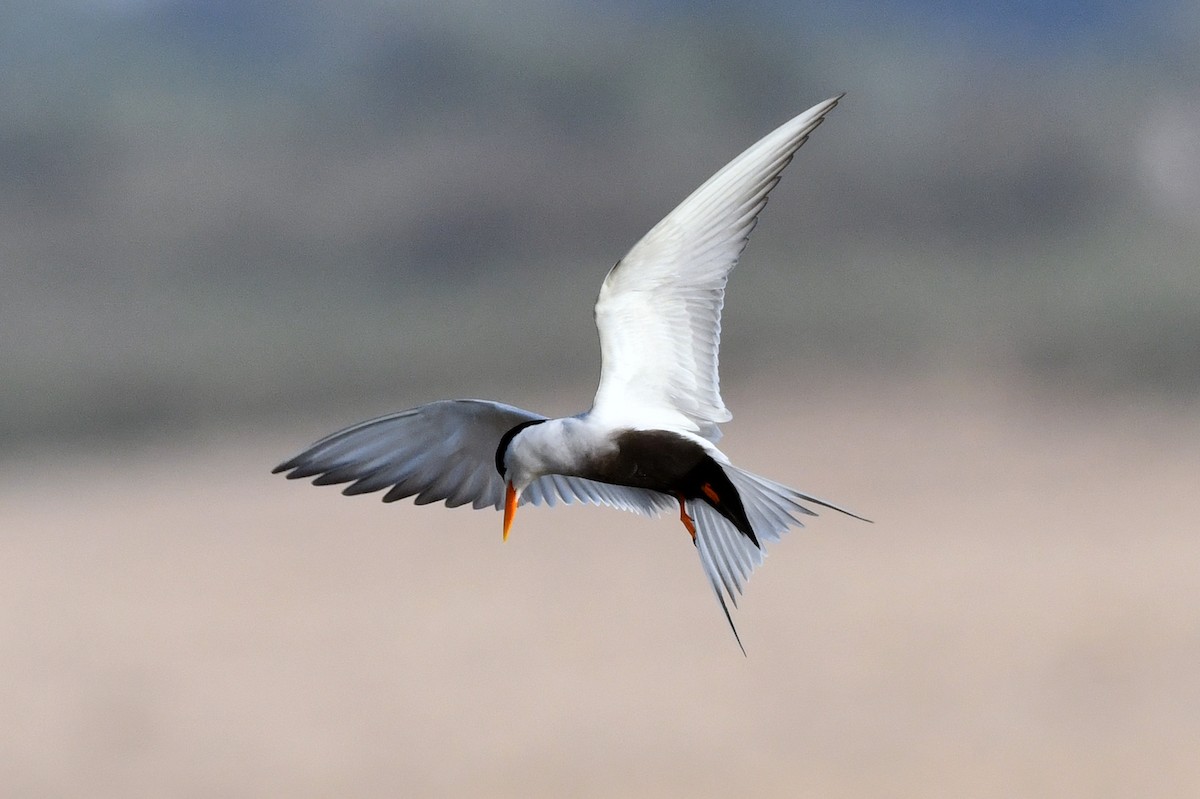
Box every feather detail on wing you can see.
[589,95,843,442]
[272,399,545,510]
[523,474,676,517]
[274,399,678,518]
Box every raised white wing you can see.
[274,399,677,517]
[273,399,544,510]
[590,95,842,441]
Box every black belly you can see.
[588,429,760,547]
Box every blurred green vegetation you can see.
[3,1,1198,450]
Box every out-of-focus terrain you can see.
[4,0,1199,450]
[4,372,1198,797]
[4,1,1199,796]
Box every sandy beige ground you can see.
[3,371,1198,798]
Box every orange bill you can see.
[503,482,518,542]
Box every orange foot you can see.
[676,493,697,542]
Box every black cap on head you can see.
[494,419,546,476]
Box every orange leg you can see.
[676,493,697,541]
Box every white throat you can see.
[504,416,617,493]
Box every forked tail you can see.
[689,465,870,653]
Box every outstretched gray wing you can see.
[273,399,545,510]
[274,399,676,517]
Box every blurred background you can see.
[3,1,1198,796]
[5,0,1199,447]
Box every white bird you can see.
[274,95,867,652]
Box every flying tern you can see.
[274,94,866,651]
